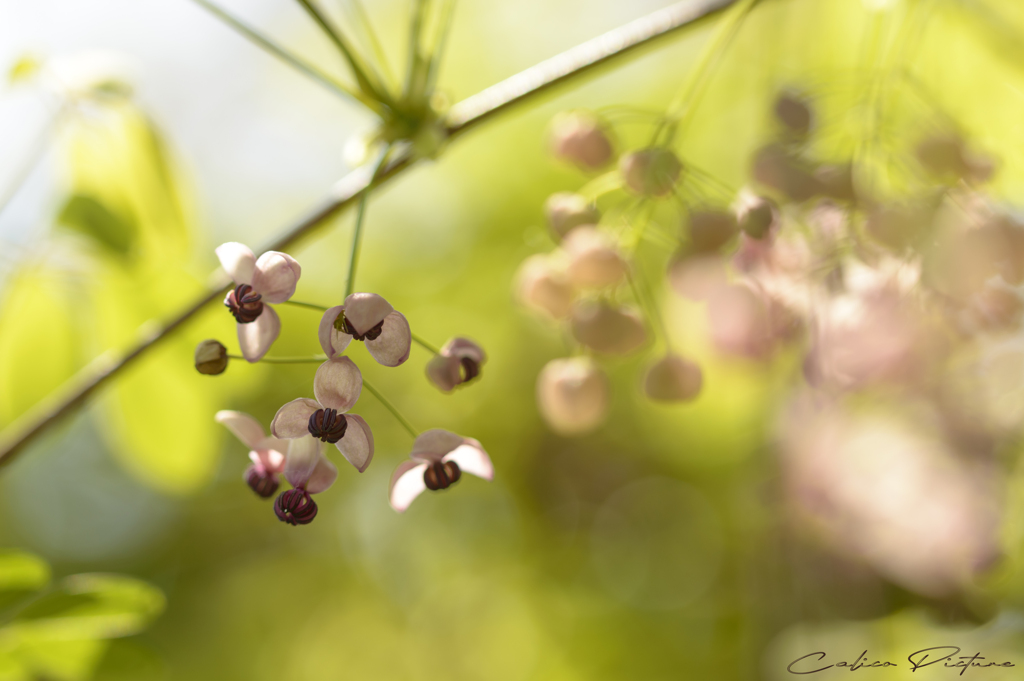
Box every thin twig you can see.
[345,146,391,298]
[0,0,737,470]
[361,377,419,438]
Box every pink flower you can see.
[215,242,302,362]
[388,429,494,512]
[214,410,287,498]
[318,293,411,367]
[426,337,487,392]
[273,435,340,526]
[270,357,374,474]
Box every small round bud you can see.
[515,255,575,319]
[687,209,739,254]
[815,163,856,202]
[570,301,647,355]
[274,489,318,526]
[545,192,600,240]
[643,355,703,402]
[536,357,609,435]
[773,91,813,136]
[549,110,615,171]
[734,193,777,239]
[245,465,280,498]
[620,148,682,197]
[563,226,628,289]
[751,144,820,201]
[194,340,228,375]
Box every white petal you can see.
[313,357,362,413]
[304,453,338,494]
[365,311,411,367]
[410,428,464,462]
[284,434,321,489]
[343,292,394,335]
[318,305,353,358]
[252,251,302,303]
[238,304,280,362]
[214,410,265,449]
[444,439,494,481]
[389,461,428,513]
[271,398,320,439]
[215,242,256,285]
[334,414,373,472]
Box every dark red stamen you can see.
[307,408,348,443]
[246,465,279,498]
[459,357,481,384]
[423,460,462,491]
[274,489,318,525]
[225,284,264,324]
[336,314,384,341]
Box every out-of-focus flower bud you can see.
[515,254,575,319]
[773,91,813,136]
[734,191,778,240]
[544,192,600,240]
[667,254,729,300]
[536,357,609,435]
[751,144,820,201]
[195,339,228,375]
[643,354,703,402]
[923,214,1024,300]
[570,301,647,355]
[959,284,1024,333]
[865,201,937,252]
[687,209,739,254]
[549,110,615,171]
[707,283,801,359]
[620,148,682,197]
[815,163,857,203]
[426,337,487,392]
[563,227,628,289]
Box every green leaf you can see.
[57,194,137,256]
[0,551,50,614]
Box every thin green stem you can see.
[411,333,440,354]
[345,146,391,298]
[361,377,419,438]
[346,0,399,92]
[283,299,331,311]
[228,354,328,363]
[186,0,376,112]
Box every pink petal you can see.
[410,428,464,462]
[238,304,280,362]
[443,439,494,481]
[365,311,411,367]
[284,434,321,489]
[426,354,461,392]
[250,448,286,474]
[318,305,353,358]
[215,242,256,285]
[313,357,362,413]
[441,337,486,363]
[214,410,266,449]
[334,414,373,472]
[252,251,302,304]
[271,398,321,438]
[389,460,428,513]
[343,293,394,336]
[304,453,338,494]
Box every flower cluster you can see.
[202,243,492,522]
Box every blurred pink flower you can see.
[536,357,609,435]
[426,337,487,392]
[216,242,301,362]
[318,293,412,367]
[388,429,494,512]
[214,410,287,498]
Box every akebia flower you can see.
[536,357,609,435]
[271,357,374,473]
[544,192,600,240]
[215,242,301,362]
[515,254,575,319]
[426,337,487,392]
[620,148,682,197]
[274,435,339,525]
[570,300,647,355]
[562,227,628,289]
[548,110,615,171]
[388,429,494,512]
[214,410,287,498]
[318,292,411,367]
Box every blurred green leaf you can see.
[7,55,40,85]
[57,194,137,256]
[0,551,50,614]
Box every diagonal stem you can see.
[0,0,738,470]
[345,146,391,298]
[361,378,419,438]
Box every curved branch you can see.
[0,0,737,469]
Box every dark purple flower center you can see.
[423,460,462,491]
[459,357,481,384]
[308,408,347,443]
[225,284,264,323]
[335,314,384,342]
[274,489,318,525]
[246,466,279,498]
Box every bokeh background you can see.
[4,0,1024,678]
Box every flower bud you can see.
[536,357,609,435]
[815,163,857,203]
[426,337,486,392]
[667,254,728,300]
[544,192,600,240]
[620,148,682,197]
[515,254,575,319]
[687,209,738,254]
[570,301,647,355]
[643,355,703,402]
[549,111,615,171]
[194,339,228,375]
[563,227,628,289]
[773,91,813,136]
[734,192,777,240]
[865,202,936,252]
[751,144,820,201]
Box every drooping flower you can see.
[548,110,615,171]
[544,192,600,240]
[274,435,339,525]
[570,300,647,355]
[426,337,487,392]
[733,190,778,240]
[214,410,287,498]
[271,357,374,473]
[773,91,813,137]
[643,354,703,402]
[620,148,682,197]
[515,254,575,319]
[686,209,739,254]
[388,429,494,512]
[562,227,628,289]
[318,293,411,367]
[536,357,609,435]
[215,242,302,363]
